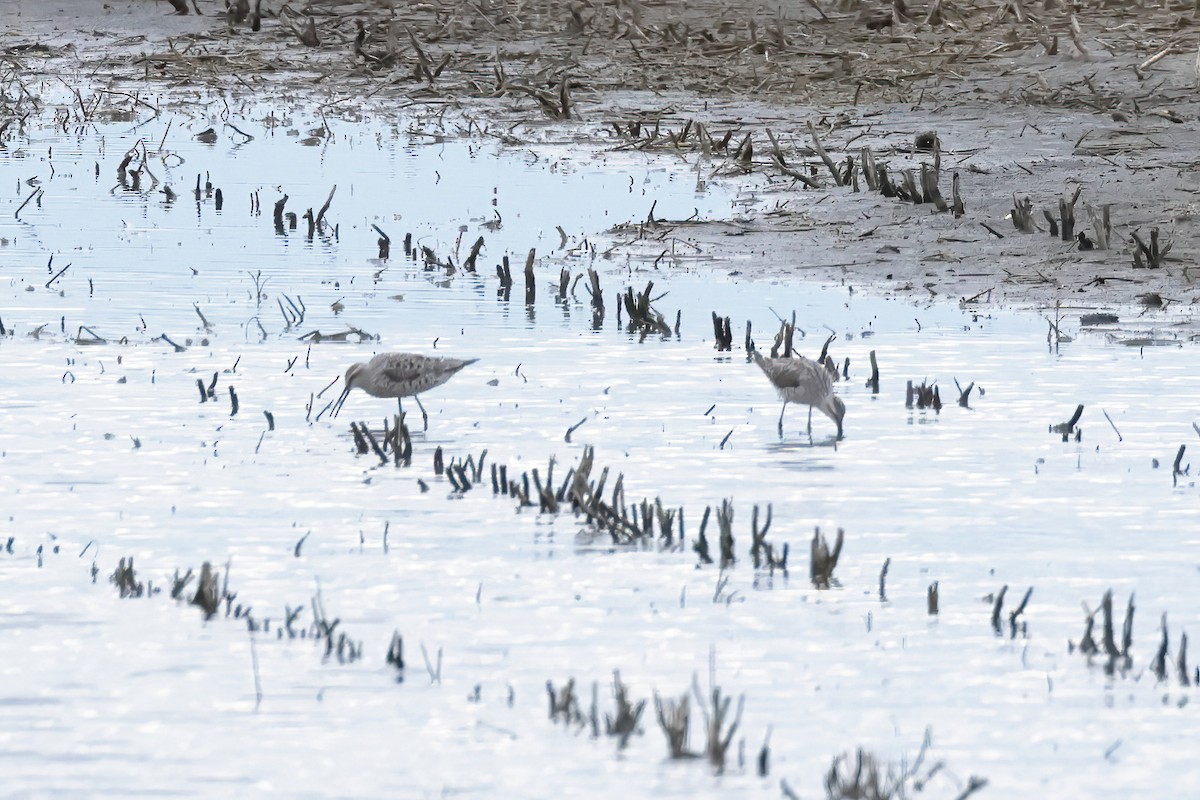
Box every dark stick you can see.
[1051,404,1084,435]
[315,184,337,229]
[524,247,536,305]
[45,262,71,289]
[463,236,485,272]
[1009,586,1033,624]
[372,224,391,260]
[14,187,42,219]
[955,379,974,408]
[360,424,388,464]
[991,585,1008,633]
[807,122,843,186]
[1102,409,1122,442]
[1101,590,1119,659]
[818,333,835,363]
[565,417,587,443]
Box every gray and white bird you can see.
[331,352,477,430]
[752,350,845,439]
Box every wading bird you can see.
[332,352,477,430]
[752,350,845,439]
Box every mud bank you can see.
[4,1,1200,328]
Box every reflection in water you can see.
[763,439,841,467]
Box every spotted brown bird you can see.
[332,352,477,430]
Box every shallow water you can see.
[2,111,1198,798]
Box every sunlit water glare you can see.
[1,115,1198,798]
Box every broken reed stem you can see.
[807,122,843,186]
[653,691,693,758]
[765,128,819,188]
[524,247,536,304]
[1059,186,1081,242]
[919,163,948,211]
[372,223,391,259]
[463,235,485,272]
[810,527,843,589]
[711,312,732,351]
[1088,204,1111,250]
[991,585,1008,633]
[497,254,513,289]
[14,186,42,218]
[1011,195,1036,232]
[315,184,336,228]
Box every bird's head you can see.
[823,394,846,439]
[344,363,366,390]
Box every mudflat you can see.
[3,0,1199,324]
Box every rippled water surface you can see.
[2,115,1199,799]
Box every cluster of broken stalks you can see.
[613,121,965,218]
[197,203,679,346]
[907,376,981,413]
[270,185,339,241]
[609,118,1169,286]
[1001,185,1114,253]
[349,412,413,467]
[480,443,790,571]
[386,231,680,339]
[349,438,818,583]
[1073,589,1199,687]
[791,732,988,800]
[109,555,364,672]
[1002,185,1171,268]
[547,664,987,797]
[344,439,1018,663]
[547,663,747,773]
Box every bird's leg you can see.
[414,395,429,431]
[777,400,787,437]
[806,406,813,436]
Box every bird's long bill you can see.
[331,386,352,418]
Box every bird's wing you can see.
[380,364,424,384]
[773,357,826,389]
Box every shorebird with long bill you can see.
[752,349,845,439]
[331,352,477,430]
